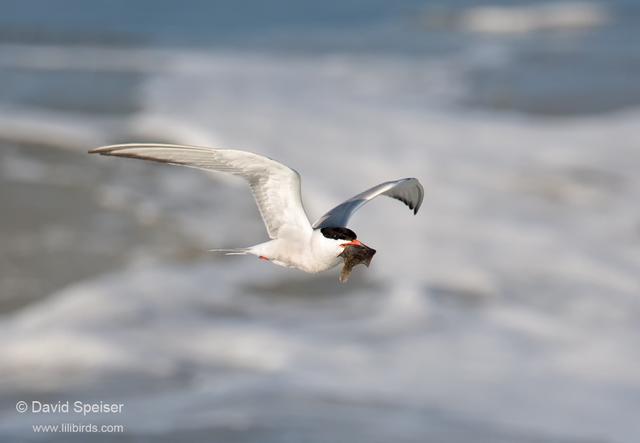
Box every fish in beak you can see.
[338,242,376,283]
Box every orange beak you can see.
[341,239,362,247]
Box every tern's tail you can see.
[208,247,251,256]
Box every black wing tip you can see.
[88,145,125,155]
[87,146,164,164]
[414,179,425,215]
[88,144,159,157]
[88,143,155,155]
[88,143,218,156]
[413,199,423,214]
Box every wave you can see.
[458,1,610,34]
[421,1,610,35]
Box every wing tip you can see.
[414,178,425,215]
[396,177,424,215]
[88,144,134,155]
[88,146,110,155]
[89,143,228,158]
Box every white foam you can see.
[458,2,610,34]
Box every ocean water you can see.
[0,1,639,442]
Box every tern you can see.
[89,144,423,281]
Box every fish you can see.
[338,243,377,283]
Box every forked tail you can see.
[208,247,251,256]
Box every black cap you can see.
[320,227,357,241]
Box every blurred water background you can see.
[0,1,639,442]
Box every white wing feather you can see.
[312,178,424,229]
[89,143,311,239]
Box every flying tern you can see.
[89,144,423,281]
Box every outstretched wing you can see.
[312,178,423,229]
[90,143,311,239]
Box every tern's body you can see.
[250,229,342,272]
[89,143,424,281]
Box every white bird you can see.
[89,144,423,281]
